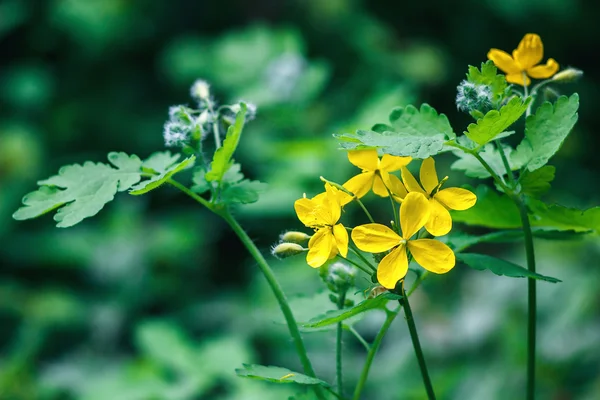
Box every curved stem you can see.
[354,197,375,223]
[352,306,400,400]
[348,244,377,272]
[347,325,370,352]
[401,288,436,400]
[168,179,214,210]
[338,255,373,276]
[336,292,347,397]
[514,196,537,400]
[470,151,511,193]
[495,140,516,188]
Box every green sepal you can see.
[457,253,561,283]
[235,364,330,387]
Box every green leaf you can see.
[13,152,142,227]
[221,180,267,204]
[191,167,211,194]
[519,165,555,197]
[450,185,521,229]
[299,292,400,328]
[515,94,579,171]
[141,151,181,173]
[527,200,600,233]
[205,103,247,182]
[465,97,530,145]
[129,155,195,195]
[335,104,455,159]
[457,253,561,283]
[466,61,507,104]
[235,364,330,387]
[451,143,522,179]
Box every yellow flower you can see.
[487,33,559,86]
[343,150,411,198]
[352,192,455,289]
[294,183,349,268]
[401,158,476,237]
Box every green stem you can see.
[339,254,374,276]
[470,151,511,193]
[352,306,400,400]
[207,100,222,149]
[168,179,214,210]
[522,73,532,117]
[336,292,347,397]
[514,196,537,400]
[402,288,436,400]
[348,244,377,272]
[354,197,375,223]
[495,140,516,188]
[347,325,370,352]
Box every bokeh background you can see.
[1,1,599,399]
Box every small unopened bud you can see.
[325,262,357,294]
[280,231,311,244]
[551,68,583,83]
[190,79,211,101]
[271,242,306,259]
[456,80,493,116]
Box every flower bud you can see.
[271,242,306,259]
[456,80,493,116]
[551,68,583,83]
[163,121,191,147]
[324,262,357,294]
[190,79,211,101]
[280,231,311,244]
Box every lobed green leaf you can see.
[235,364,330,387]
[457,253,561,283]
[514,94,579,171]
[129,155,195,195]
[451,143,523,179]
[519,165,555,197]
[464,97,530,145]
[466,61,508,105]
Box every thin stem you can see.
[354,197,375,223]
[470,151,511,193]
[349,244,377,272]
[207,100,222,148]
[401,288,436,400]
[167,179,214,210]
[386,187,400,232]
[495,140,516,188]
[352,306,400,400]
[339,254,374,276]
[514,196,537,400]
[346,325,370,352]
[522,73,532,117]
[336,292,347,397]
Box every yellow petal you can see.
[332,223,349,258]
[343,172,375,198]
[347,149,379,171]
[513,33,543,70]
[294,197,322,227]
[351,223,402,253]
[377,245,408,289]
[505,73,531,86]
[379,154,412,172]
[420,157,439,194]
[487,49,521,74]
[425,198,452,237]
[407,239,455,274]
[306,228,334,268]
[400,167,426,195]
[385,173,408,201]
[372,172,390,197]
[323,184,344,223]
[435,187,477,211]
[400,192,430,239]
[527,58,559,79]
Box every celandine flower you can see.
[294,184,349,268]
[487,33,559,86]
[343,150,411,198]
[402,158,476,236]
[352,192,455,289]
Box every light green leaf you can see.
[191,167,211,194]
[515,94,579,171]
[457,253,561,283]
[299,292,400,328]
[451,143,523,179]
[466,61,508,105]
[141,151,181,173]
[465,97,530,145]
[13,152,142,227]
[221,180,267,204]
[450,185,521,229]
[235,364,330,387]
[527,200,600,233]
[519,165,555,197]
[335,104,455,159]
[205,103,247,182]
[129,155,195,195]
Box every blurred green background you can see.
[1,0,599,399]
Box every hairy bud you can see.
[456,80,493,116]
[271,242,306,259]
[324,262,357,294]
[280,231,311,244]
[551,68,583,83]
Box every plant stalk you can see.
[336,292,347,396]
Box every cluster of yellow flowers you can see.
[294,150,476,289]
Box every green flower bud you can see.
[551,68,583,83]
[271,242,305,259]
[280,231,311,244]
[456,80,493,116]
[325,262,357,294]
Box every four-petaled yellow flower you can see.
[401,158,476,237]
[487,33,559,86]
[352,192,455,289]
[343,149,411,198]
[294,183,349,268]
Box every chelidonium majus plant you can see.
[13,33,591,399]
